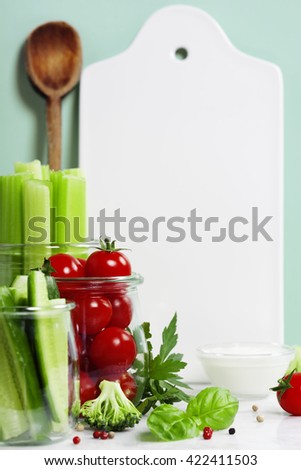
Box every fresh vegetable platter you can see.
[1,251,301,447]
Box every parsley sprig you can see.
[133,313,192,415]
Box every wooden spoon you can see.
[26,21,82,170]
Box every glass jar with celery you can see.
[0,160,87,284]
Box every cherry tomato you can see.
[99,372,138,401]
[272,371,301,415]
[72,296,112,335]
[117,372,137,401]
[85,239,131,277]
[107,294,133,328]
[88,327,137,375]
[79,371,99,404]
[77,258,87,271]
[49,253,85,278]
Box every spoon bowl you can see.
[26,21,82,170]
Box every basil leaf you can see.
[147,404,199,441]
[186,387,239,430]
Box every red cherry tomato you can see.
[49,253,85,278]
[79,371,99,404]
[98,372,137,401]
[88,327,136,375]
[77,258,87,271]
[273,372,301,415]
[72,296,112,335]
[107,294,133,328]
[85,239,131,277]
[117,372,138,401]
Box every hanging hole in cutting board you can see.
[174,47,188,60]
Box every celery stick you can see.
[22,180,52,273]
[14,160,42,180]
[56,174,87,243]
[41,164,50,181]
[0,173,33,243]
[49,170,63,243]
[63,168,85,177]
[23,179,52,244]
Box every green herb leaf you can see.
[150,357,187,380]
[159,313,178,361]
[133,313,191,414]
[147,404,199,441]
[186,387,239,430]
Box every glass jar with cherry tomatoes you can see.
[56,271,147,407]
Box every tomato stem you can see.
[270,368,295,398]
[98,237,130,253]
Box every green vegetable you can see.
[0,173,33,243]
[134,313,191,415]
[147,387,239,441]
[147,404,199,441]
[31,258,60,300]
[55,172,86,244]
[286,346,301,374]
[81,380,141,431]
[23,179,52,244]
[10,275,28,305]
[14,159,44,180]
[0,286,49,441]
[186,387,239,430]
[28,270,69,427]
[0,160,87,246]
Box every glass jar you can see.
[0,302,79,446]
[56,274,147,407]
[0,243,92,286]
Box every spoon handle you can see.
[47,96,61,170]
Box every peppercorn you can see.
[73,436,81,445]
[228,427,236,435]
[256,415,264,423]
[203,427,213,440]
[75,423,85,432]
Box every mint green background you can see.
[1,0,300,344]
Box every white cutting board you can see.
[79,5,283,382]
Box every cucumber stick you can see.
[0,286,49,441]
[10,275,28,305]
[28,271,69,427]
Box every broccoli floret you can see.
[80,380,141,431]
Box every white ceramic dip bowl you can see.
[197,342,295,398]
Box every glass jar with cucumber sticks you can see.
[0,282,79,446]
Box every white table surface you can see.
[2,385,301,451]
